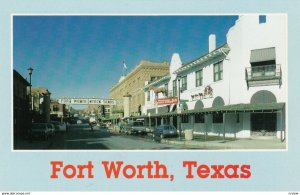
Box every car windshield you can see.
[32,124,46,129]
[161,125,175,130]
[133,122,143,126]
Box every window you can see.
[181,76,187,91]
[196,69,203,87]
[147,91,150,101]
[195,113,205,123]
[182,115,189,123]
[173,80,177,97]
[213,112,223,123]
[259,15,266,24]
[53,105,59,112]
[214,61,223,82]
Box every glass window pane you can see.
[214,65,218,72]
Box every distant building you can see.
[13,70,30,139]
[32,87,51,123]
[50,100,66,120]
[84,104,111,119]
[109,60,169,117]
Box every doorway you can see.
[251,113,277,136]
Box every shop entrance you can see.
[172,116,177,127]
[251,113,277,136]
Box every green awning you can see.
[250,47,276,63]
[182,102,285,114]
[150,102,285,117]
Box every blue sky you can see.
[13,15,238,99]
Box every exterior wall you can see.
[181,15,286,138]
[50,101,65,117]
[13,70,30,139]
[179,15,287,111]
[226,15,287,105]
[110,60,169,116]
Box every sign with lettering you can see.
[58,98,116,105]
[156,97,178,105]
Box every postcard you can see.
[1,0,300,194]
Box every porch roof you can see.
[150,102,285,117]
[173,43,230,75]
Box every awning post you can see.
[223,112,226,141]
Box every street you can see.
[14,125,194,150]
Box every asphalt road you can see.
[14,125,192,150]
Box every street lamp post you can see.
[27,67,33,111]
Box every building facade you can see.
[110,60,169,117]
[32,87,52,123]
[143,15,287,140]
[50,100,67,119]
[13,70,30,140]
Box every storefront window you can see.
[213,112,223,123]
[195,113,205,123]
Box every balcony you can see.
[245,64,282,88]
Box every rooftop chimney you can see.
[209,34,216,52]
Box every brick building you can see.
[109,60,169,117]
[13,70,30,140]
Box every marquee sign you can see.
[58,98,116,105]
[156,97,178,105]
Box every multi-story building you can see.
[13,70,30,140]
[110,60,169,117]
[144,14,287,140]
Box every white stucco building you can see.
[143,14,287,140]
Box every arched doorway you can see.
[250,90,277,136]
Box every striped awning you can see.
[250,47,276,63]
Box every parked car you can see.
[50,121,67,133]
[29,123,53,140]
[122,121,147,135]
[152,125,178,139]
[48,123,56,136]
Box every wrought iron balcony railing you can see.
[245,64,282,88]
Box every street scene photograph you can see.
[13,14,287,150]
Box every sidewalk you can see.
[161,136,286,150]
